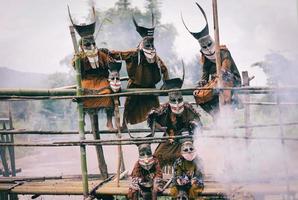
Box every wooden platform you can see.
[0,176,298,198]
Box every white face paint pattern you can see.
[109,71,121,92]
[169,102,185,114]
[181,141,196,161]
[198,35,216,61]
[143,48,156,63]
[83,45,99,69]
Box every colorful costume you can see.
[182,3,241,116]
[148,102,201,168]
[147,77,201,168]
[110,14,169,125]
[128,144,163,200]
[68,7,123,130]
[170,138,204,200]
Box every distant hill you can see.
[0,67,49,88]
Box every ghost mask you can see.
[141,37,156,63]
[169,91,184,115]
[81,36,99,69]
[181,140,196,161]
[108,71,121,92]
[198,35,216,61]
[138,144,154,170]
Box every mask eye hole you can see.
[178,97,183,102]
[140,152,145,156]
[207,41,212,47]
[189,148,193,151]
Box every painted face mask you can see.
[138,144,154,170]
[82,36,99,69]
[199,35,216,61]
[181,141,196,161]
[108,71,121,92]
[141,37,156,63]
[169,91,184,115]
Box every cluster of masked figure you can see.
[69,2,241,200]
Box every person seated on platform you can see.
[182,3,241,118]
[68,7,121,130]
[109,13,169,128]
[128,143,163,200]
[147,77,202,169]
[170,137,204,200]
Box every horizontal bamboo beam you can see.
[0,129,162,135]
[243,102,298,106]
[1,121,298,135]
[1,135,298,147]
[1,86,298,100]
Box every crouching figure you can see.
[128,144,164,200]
[170,138,204,200]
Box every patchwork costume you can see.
[128,144,163,200]
[170,139,204,200]
[147,78,202,168]
[182,3,241,116]
[110,15,169,125]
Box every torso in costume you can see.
[110,49,169,124]
[147,102,201,168]
[172,157,204,185]
[201,48,241,86]
[74,50,114,109]
[194,47,241,109]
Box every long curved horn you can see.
[181,2,209,40]
[132,14,139,29]
[67,5,75,26]
[151,11,155,27]
[181,60,185,85]
[92,6,96,21]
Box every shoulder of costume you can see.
[184,102,201,116]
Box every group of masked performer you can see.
[68,2,241,199]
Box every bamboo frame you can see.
[69,25,89,197]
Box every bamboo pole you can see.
[89,113,108,179]
[242,71,252,142]
[113,97,124,187]
[7,102,16,177]
[212,0,223,108]
[0,129,161,135]
[2,120,298,135]
[69,25,89,198]
[1,86,298,100]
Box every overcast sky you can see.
[0,0,297,85]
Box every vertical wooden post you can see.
[113,97,125,187]
[69,26,89,198]
[242,71,252,143]
[0,123,9,177]
[7,102,16,177]
[212,0,223,108]
[276,86,290,199]
[89,113,108,179]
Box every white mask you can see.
[181,141,196,161]
[140,37,156,63]
[83,44,99,69]
[108,71,121,92]
[198,35,216,61]
[169,91,184,114]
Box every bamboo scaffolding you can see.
[69,25,89,197]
